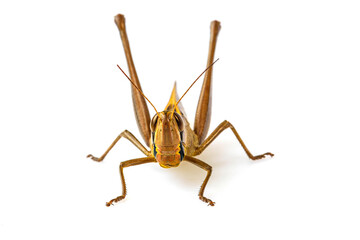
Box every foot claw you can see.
[106,196,125,207]
[251,152,274,160]
[87,154,102,162]
[199,196,215,206]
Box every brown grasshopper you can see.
[87,14,274,206]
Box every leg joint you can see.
[121,129,130,136]
[223,120,231,128]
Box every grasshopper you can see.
[87,14,274,206]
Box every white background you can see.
[1,0,359,239]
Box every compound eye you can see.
[150,114,159,132]
[173,112,184,132]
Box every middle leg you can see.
[194,120,274,160]
[87,130,151,162]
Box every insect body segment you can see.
[152,134,185,168]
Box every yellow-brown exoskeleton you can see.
[87,14,274,206]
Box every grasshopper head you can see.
[150,111,185,168]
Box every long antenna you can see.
[171,58,219,118]
[176,58,219,106]
[116,64,161,118]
